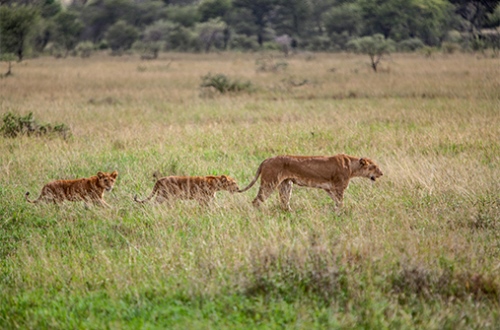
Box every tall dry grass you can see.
[1,51,499,328]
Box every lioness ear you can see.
[359,158,367,166]
[111,171,118,178]
[97,171,104,178]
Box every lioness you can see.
[238,154,383,210]
[134,175,239,205]
[25,171,118,207]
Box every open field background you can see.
[1,52,499,329]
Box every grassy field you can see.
[1,51,499,329]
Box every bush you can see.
[302,36,332,51]
[1,112,71,138]
[75,41,95,58]
[200,73,253,94]
[398,38,425,52]
[419,46,437,58]
[105,20,139,54]
[229,34,260,51]
[442,42,461,54]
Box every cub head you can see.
[219,175,239,193]
[358,158,383,182]
[97,171,118,191]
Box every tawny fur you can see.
[134,175,239,205]
[25,171,118,207]
[238,154,383,210]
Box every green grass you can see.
[1,51,499,329]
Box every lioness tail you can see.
[237,162,264,193]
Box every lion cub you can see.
[134,175,239,205]
[25,171,118,207]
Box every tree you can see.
[357,0,454,45]
[450,0,500,36]
[309,0,336,34]
[53,11,84,57]
[0,5,38,61]
[164,5,201,27]
[105,20,139,54]
[346,34,395,72]
[0,53,16,77]
[324,2,363,37]
[233,0,278,46]
[198,0,232,22]
[273,0,313,37]
[195,18,227,52]
[79,0,136,43]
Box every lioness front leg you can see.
[325,189,344,209]
[278,179,293,211]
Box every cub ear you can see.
[97,171,105,178]
[359,158,367,166]
[111,170,118,178]
[220,175,228,182]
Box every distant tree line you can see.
[1,0,499,61]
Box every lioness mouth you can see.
[370,176,376,181]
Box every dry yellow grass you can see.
[1,51,499,328]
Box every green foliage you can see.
[105,20,139,54]
[164,5,201,27]
[200,73,253,93]
[0,5,39,61]
[441,41,461,54]
[0,112,71,138]
[74,41,95,58]
[357,0,454,46]
[195,18,228,52]
[228,34,260,51]
[52,11,84,57]
[198,0,232,22]
[346,34,395,71]
[324,3,363,37]
[398,38,425,52]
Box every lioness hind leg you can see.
[252,182,277,208]
[278,179,293,211]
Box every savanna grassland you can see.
[1,51,499,329]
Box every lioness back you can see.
[26,171,118,206]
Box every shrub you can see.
[398,38,425,52]
[442,42,461,54]
[200,73,253,94]
[1,112,71,138]
[229,34,260,51]
[75,41,95,58]
[420,46,437,58]
[302,35,332,51]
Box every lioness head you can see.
[220,175,239,193]
[97,171,118,191]
[358,158,383,181]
